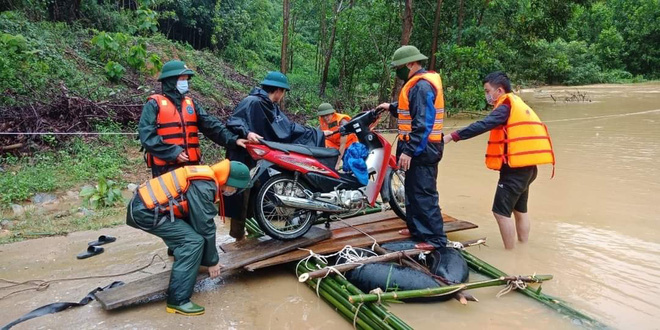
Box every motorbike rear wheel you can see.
[387,169,407,220]
[255,174,317,240]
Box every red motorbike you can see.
[245,108,406,240]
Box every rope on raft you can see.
[296,245,377,297]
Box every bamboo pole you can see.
[460,250,608,328]
[245,217,264,237]
[318,275,396,330]
[297,263,390,330]
[297,258,412,330]
[348,275,553,303]
[325,270,413,330]
[298,249,426,282]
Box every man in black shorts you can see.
[444,71,554,249]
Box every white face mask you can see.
[485,92,496,105]
[176,80,189,94]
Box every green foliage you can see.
[0,12,102,104]
[3,0,660,118]
[133,7,159,35]
[79,177,124,209]
[0,32,28,52]
[595,27,626,70]
[127,43,148,70]
[147,53,163,75]
[104,60,126,82]
[519,39,604,85]
[436,42,499,114]
[91,31,122,61]
[212,0,280,70]
[90,30,158,77]
[0,131,137,207]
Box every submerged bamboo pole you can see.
[328,270,414,330]
[460,250,608,328]
[297,262,395,330]
[297,258,413,330]
[298,249,426,282]
[348,275,553,303]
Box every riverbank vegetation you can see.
[1,0,658,210]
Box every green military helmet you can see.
[260,71,291,90]
[225,161,251,189]
[158,60,195,81]
[390,45,428,68]
[317,103,336,116]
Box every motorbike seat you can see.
[261,140,340,158]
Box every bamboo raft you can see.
[94,208,606,329]
[94,211,477,310]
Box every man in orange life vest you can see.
[318,102,356,168]
[376,45,447,251]
[444,71,555,249]
[127,160,251,316]
[139,60,251,178]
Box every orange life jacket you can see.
[485,93,555,171]
[145,94,201,167]
[397,72,444,142]
[320,113,358,150]
[136,160,230,229]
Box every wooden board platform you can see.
[234,211,477,271]
[95,227,331,310]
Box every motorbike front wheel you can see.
[254,174,317,240]
[387,169,407,220]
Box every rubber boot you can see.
[166,301,205,316]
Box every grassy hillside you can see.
[0,10,281,208]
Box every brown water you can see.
[1,83,659,329]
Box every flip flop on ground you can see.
[77,246,104,259]
[87,235,117,246]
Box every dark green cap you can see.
[390,45,428,67]
[225,161,251,189]
[260,71,290,90]
[317,103,335,116]
[158,60,195,81]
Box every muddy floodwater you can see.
[1,83,659,329]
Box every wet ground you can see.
[2,83,660,329]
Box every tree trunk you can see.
[429,0,444,71]
[298,249,427,282]
[48,0,81,22]
[338,0,355,95]
[289,14,296,72]
[318,1,327,75]
[281,0,290,73]
[400,0,414,45]
[319,0,343,97]
[389,0,414,128]
[477,0,491,27]
[457,0,465,46]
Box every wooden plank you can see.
[221,212,456,252]
[328,218,407,240]
[220,235,276,253]
[330,210,399,229]
[245,219,477,271]
[95,227,331,310]
[330,212,457,229]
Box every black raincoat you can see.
[223,87,323,236]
